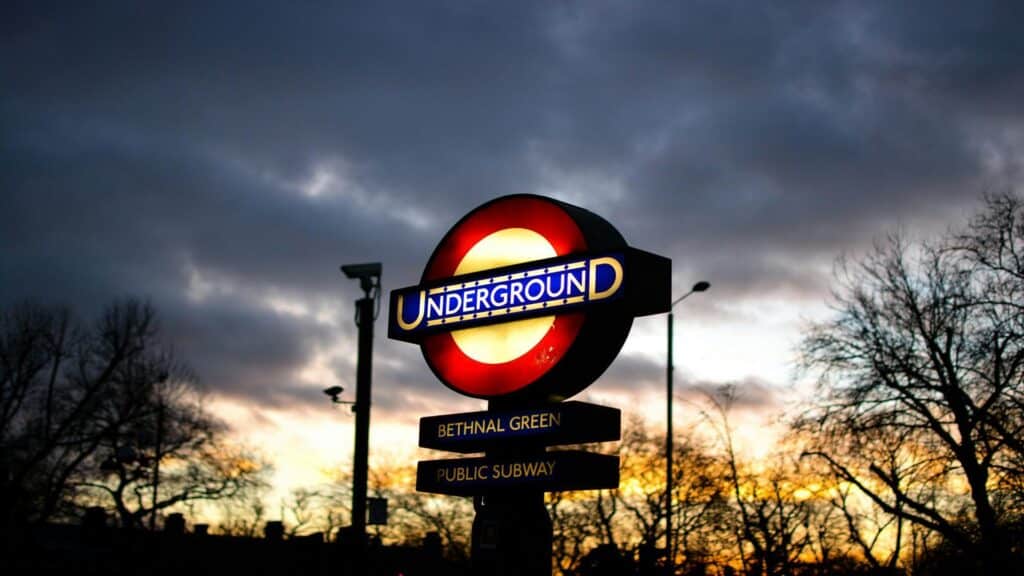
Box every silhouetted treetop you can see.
[0,298,265,527]
[798,192,1024,573]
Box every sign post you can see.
[389,195,670,575]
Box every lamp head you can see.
[692,281,711,293]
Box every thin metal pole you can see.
[352,296,374,539]
[666,282,707,572]
[666,311,674,572]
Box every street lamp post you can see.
[339,262,381,559]
[666,280,709,573]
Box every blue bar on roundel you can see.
[389,252,626,341]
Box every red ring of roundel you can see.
[421,197,588,398]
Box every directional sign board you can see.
[416,451,619,496]
[419,401,620,454]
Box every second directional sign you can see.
[417,450,619,496]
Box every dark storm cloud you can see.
[161,294,327,408]
[531,1,1023,301]
[3,1,1022,417]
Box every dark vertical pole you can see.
[666,311,674,573]
[472,399,552,576]
[665,281,708,573]
[472,490,551,576]
[352,296,374,539]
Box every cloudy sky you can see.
[3,1,1023,497]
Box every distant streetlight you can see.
[666,280,710,571]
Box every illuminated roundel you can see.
[389,195,670,402]
[385,192,671,399]
[422,197,591,399]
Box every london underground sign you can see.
[389,194,670,402]
[388,194,671,570]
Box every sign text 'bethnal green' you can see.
[419,402,620,454]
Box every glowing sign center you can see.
[451,228,557,364]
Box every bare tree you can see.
[0,299,265,526]
[366,460,472,560]
[544,417,731,575]
[798,193,1024,571]
[615,420,667,556]
[701,387,821,576]
[2,300,160,521]
[216,480,270,537]
[670,426,730,574]
[952,192,1024,513]
[549,488,609,575]
[314,460,471,558]
[279,487,323,537]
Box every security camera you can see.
[340,262,382,295]
[323,386,344,402]
[340,263,381,280]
